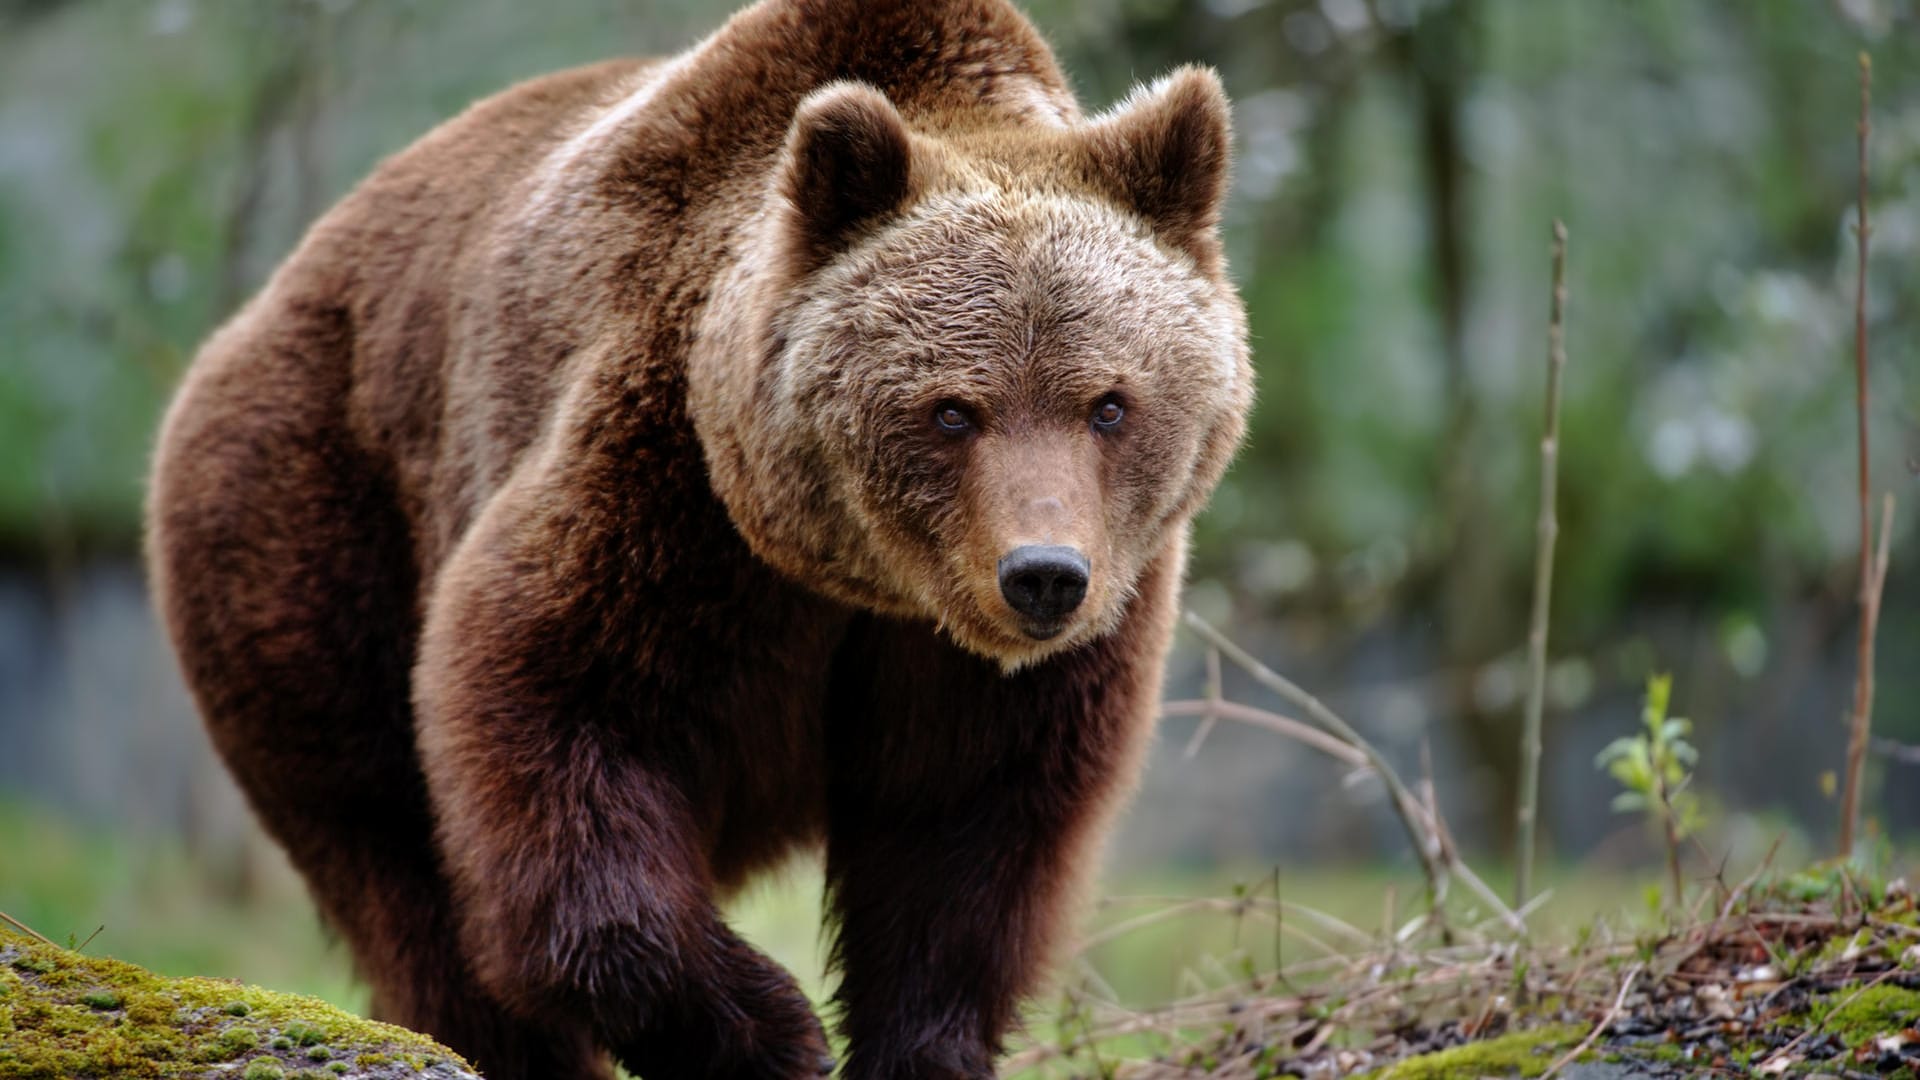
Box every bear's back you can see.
[279,58,664,562]
[203,0,1087,576]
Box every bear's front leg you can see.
[415,477,833,1080]
[823,580,1174,1080]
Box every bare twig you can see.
[1517,219,1569,911]
[1839,52,1883,858]
[1182,612,1447,902]
[1079,897,1344,957]
[1655,764,1686,908]
[0,910,58,947]
[1413,734,1451,937]
[1182,611,1526,934]
[1540,961,1644,1080]
[1719,834,1786,921]
[1419,740,1454,931]
[1873,491,1894,593]
[1870,733,1920,765]
[1093,893,1376,949]
[1451,857,1524,937]
[1162,700,1366,768]
[1182,647,1225,758]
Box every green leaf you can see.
[1611,791,1648,813]
[1594,736,1642,767]
[1643,673,1672,725]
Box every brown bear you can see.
[146,0,1252,1077]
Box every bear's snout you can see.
[997,544,1090,634]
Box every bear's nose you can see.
[997,545,1089,625]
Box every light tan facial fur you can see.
[692,69,1252,670]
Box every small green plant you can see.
[1596,674,1702,908]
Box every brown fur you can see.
[146,1,1251,1077]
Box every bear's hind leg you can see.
[148,339,609,1079]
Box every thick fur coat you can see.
[147,1,1253,1077]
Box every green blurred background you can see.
[3,0,1919,1045]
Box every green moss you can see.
[217,1024,263,1054]
[123,991,173,1027]
[1625,1041,1690,1065]
[1812,984,1920,1048]
[1365,1025,1582,1080]
[32,966,87,990]
[284,1018,328,1046]
[0,923,480,1078]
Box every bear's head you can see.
[693,68,1252,670]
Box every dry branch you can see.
[0,910,57,947]
[1181,613,1445,896]
[1162,699,1366,767]
[1839,53,1889,857]
[1180,611,1525,934]
[1540,961,1643,1080]
[1516,219,1569,910]
[1870,733,1920,765]
[1182,647,1225,757]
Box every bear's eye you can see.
[1091,396,1126,432]
[933,402,973,434]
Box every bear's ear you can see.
[778,83,918,272]
[1084,66,1232,269]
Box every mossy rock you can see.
[1362,1024,1584,1079]
[0,924,480,1079]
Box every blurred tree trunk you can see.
[214,5,332,320]
[1394,0,1526,849]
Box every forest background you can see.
[1,0,1917,1026]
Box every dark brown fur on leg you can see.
[330,836,613,1080]
[411,437,845,1078]
[147,324,607,1079]
[823,548,1181,1079]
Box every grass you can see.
[13,801,1920,1080]
[2,797,1682,1077]
[0,801,362,1013]
[22,798,1910,1077]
